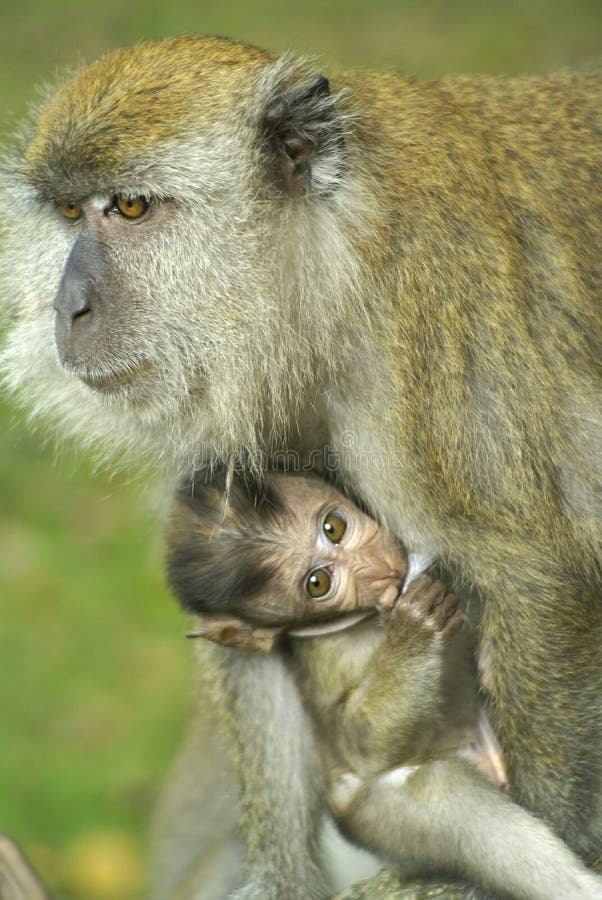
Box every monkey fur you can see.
[0,35,600,899]
[166,469,602,900]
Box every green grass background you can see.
[1,2,601,898]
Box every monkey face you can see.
[0,147,273,459]
[236,473,408,629]
[50,196,173,390]
[0,36,360,471]
[177,471,409,650]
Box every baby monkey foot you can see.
[386,576,464,643]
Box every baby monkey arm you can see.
[325,576,464,777]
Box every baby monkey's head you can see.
[167,470,407,651]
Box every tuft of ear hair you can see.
[262,74,345,196]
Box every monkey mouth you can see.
[77,360,154,393]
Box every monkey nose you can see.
[53,267,104,366]
[53,285,90,319]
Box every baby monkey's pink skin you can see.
[186,472,410,647]
[241,472,409,626]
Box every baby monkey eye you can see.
[114,195,149,220]
[306,567,332,599]
[323,512,346,544]
[57,201,82,221]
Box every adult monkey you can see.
[0,35,600,899]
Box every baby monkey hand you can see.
[383,576,464,646]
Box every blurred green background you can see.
[0,2,600,898]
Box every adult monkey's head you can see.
[0,36,376,474]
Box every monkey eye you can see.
[323,512,346,544]
[306,567,332,599]
[114,195,149,220]
[57,201,82,221]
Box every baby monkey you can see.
[167,471,602,900]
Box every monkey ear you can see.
[187,617,284,653]
[262,74,345,196]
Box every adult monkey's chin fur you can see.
[1,34,601,900]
